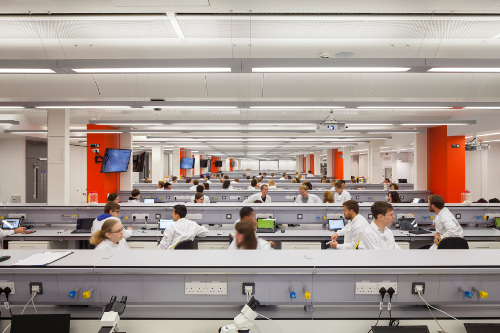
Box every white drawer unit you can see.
[396,242,410,250]
[127,241,159,250]
[281,242,322,250]
[197,242,230,250]
[468,241,500,249]
[8,241,66,250]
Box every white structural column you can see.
[414,132,428,190]
[368,145,383,184]
[172,148,181,178]
[193,153,201,175]
[47,108,70,205]
[295,155,302,172]
[343,147,352,180]
[184,150,193,177]
[305,154,311,172]
[120,133,133,191]
[163,153,170,179]
[314,152,321,175]
[237,159,242,171]
[326,149,334,178]
[152,145,164,182]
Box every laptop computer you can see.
[159,219,175,232]
[399,218,432,235]
[11,314,70,333]
[2,218,21,230]
[464,323,500,333]
[71,218,94,234]
[496,217,500,229]
[372,326,430,333]
[412,198,424,203]
[257,218,276,233]
[144,198,155,204]
[328,218,345,231]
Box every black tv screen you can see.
[230,161,235,167]
[180,157,195,169]
[133,152,145,172]
[214,160,223,167]
[100,148,131,173]
[200,159,208,168]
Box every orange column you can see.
[427,126,465,203]
[310,154,315,175]
[229,158,234,171]
[192,154,195,175]
[87,125,120,203]
[179,149,186,178]
[333,149,344,179]
[303,156,306,173]
[211,156,220,173]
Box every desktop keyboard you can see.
[257,229,276,233]
[71,230,91,234]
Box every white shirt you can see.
[158,218,209,250]
[336,214,370,250]
[205,180,212,184]
[228,238,271,250]
[247,186,259,191]
[431,207,464,249]
[279,177,286,180]
[189,195,211,203]
[230,181,239,185]
[243,193,272,203]
[358,222,401,250]
[306,174,315,178]
[334,190,352,204]
[91,217,132,239]
[0,230,14,249]
[268,186,277,190]
[95,239,129,251]
[189,185,198,191]
[294,193,322,204]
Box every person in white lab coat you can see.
[231,178,240,185]
[90,218,129,250]
[294,185,322,204]
[333,181,352,204]
[91,202,133,239]
[330,200,369,249]
[268,179,277,190]
[0,223,26,249]
[280,172,287,180]
[428,195,464,249]
[128,189,140,203]
[157,181,165,190]
[222,180,234,190]
[358,201,400,250]
[306,170,315,178]
[244,185,272,203]
[189,179,200,191]
[158,204,209,250]
[203,175,212,184]
[247,179,259,190]
[228,218,271,250]
[190,185,211,203]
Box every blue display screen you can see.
[180,157,195,169]
[100,149,131,173]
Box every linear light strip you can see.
[252,67,410,73]
[428,68,500,73]
[0,69,55,73]
[36,106,131,109]
[73,68,232,73]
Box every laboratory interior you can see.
[2,1,500,333]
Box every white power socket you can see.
[186,213,203,220]
[8,213,26,220]
[0,282,15,294]
[355,282,397,295]
[397,214,415,220]
[256,213,274,219]
[131,213,149,221]
[185,282,227,295]
[327,213,344,219]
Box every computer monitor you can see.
[200,159,209,168]
[11,314,70,333]
[76,218,94,231]
[372,326,430,333]
[143,198,155,204]
[496,217,500,229]
[159,219,175,230]
[2,218,20,229]
[464,323,500,333]
[399,218,418,230]
[100,148,132,173]
[328,219,344,231]
[180,157,195,169]
[257,218,275,230]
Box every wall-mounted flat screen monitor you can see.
[214,160,223,167]
[230,161,235,167]
[100,149,131,173]
[180,158,195,169]
[133,152,146,172]
[200,159,209,168]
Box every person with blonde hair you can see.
[291,178,298,184]
[90,218,129,250]
[294,185,322,204]
[323,191,334,203]
[297,174,302,180]
[280,172,287,180]
[268,179,277,190]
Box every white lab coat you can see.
[0,229,14,249]
[230,181,239,185]
[189,195,211,203]
[334,190,352,204]
[358,222,401,250]
[306,174,315,178]
[430,207,464,250]
[268,186,277,190]
[247,186,259,191]
[91,217,132,239]
[205,180,212,184]
[336,214,370,250]
[95,239,129,251]
[279,177,286,180]
[228,238,271,250]
[243,193,272,203]
[158,218,209,250]
[294,193,322,204]
[189,185,198,191]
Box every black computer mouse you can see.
[281,229,285,233]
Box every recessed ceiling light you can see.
[463,106,500,109]
[345,124,394,126]
[250,106,344,109]
[401,123,469,126]
[428,68,500,73]
[358,106,453,109]
[252,67,410,73]
[36,106,131,109]
[144,106,237,109]
[0,69,55,73]
[73,68,232,73]
[0,106,24,109]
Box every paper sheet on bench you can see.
[13,251,73,266]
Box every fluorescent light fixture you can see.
[248,123,316,126]
[170,123,240,126]
[73,131,123,134]
[36,106,131,109]
[0,69,55,73]
[191,151,199,152]
[252,67,410,73]
[91,123,161,126]
[346,124,394,126]
[463,106,500,109]
[481,140,500,143]
[250,106,344,109]
[358,106,453,109]
[0,106,24,109]
[144,106,237,109]
[8,131,47,134]
[428,68,500,73]
[401,123,469,126]
[73,68,231,73]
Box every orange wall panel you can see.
[333,149,344,179]
[230,158,234,171]
[180,150,186,178]
[310,154,315,174]
[446,135,466,203]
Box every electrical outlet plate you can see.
[186,213,202,220]
[397,213,415,220]
[327,213,343,219]
[355,282,397,295]
[29,282,43,295]
[0,282,15,294]
[8,213,26,219]
[256,213,274,219]
[412,282,425,294]
[242,282,255,295]
[131,213,149,220]
[185,282,227,295]
[155,214,161,220]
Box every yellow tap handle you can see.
[305,291,311,300]
[83,291,91,299]
[478,291,488,299]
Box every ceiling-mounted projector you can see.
[465,137,490,151]
[316,122,346,133]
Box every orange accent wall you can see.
[303,155,306,173]
[333,148,344,179]
[427,126,466,203]
[211,156,221,173]
[229,158,234,171]
[179,150,186,178]
[192,154,195,175]
[86,124,120,203]
[310,154,315,174]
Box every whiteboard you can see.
[259,160,279,170]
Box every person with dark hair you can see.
[171,176,178,183]
[107,193,119,203]
[330,200,369,249]
[306,170,314,178]
[246,176,251,180]
[222,180,234,190]
[129,189,140,202]
[358,202,400,250]
[231,178,240,185]
[489,198,500,203]
[157,181,165,190]
[224,175,230,180]
[158,204,209,250]
[193,192,205,203]
[384,178,390,183]
[280,172,287,180]
[203,175,212,184]
[303,181,313,190]
[333,181,351,204]
[247,179,259,190]
[428,194,463,250]
[244,185,271,203]
[389,183,399,190]
[262,172,267,179]
[190,185,210,203]
[203,182,210,190]
[339,179,346,190]
[91,202,132,239]
[351,177,356,184]
[189,179,199,191]
[164,182,172,190]
[474,198,488,203]
[388,191,401,203]
[185,178,192,184]
[90,218,129,250]
[228,218,271,250]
